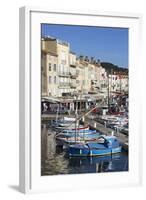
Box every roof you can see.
[70,51,76,55]
[99,135,118,142]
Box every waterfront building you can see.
[42,51,58,97]
[95,61,104,89]
[41,38,58,97]
[41,36,128,114]
[88,63,96,93]
[69,52,78,95]
[41,51,48,97]
[76,58,89,95]
[42,36,71,97]
[57,39,71,96]
[108,73,128,93]
[109,74,120,93]
[120,75,128,93]
[99,67,108,93]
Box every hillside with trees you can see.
[101,62,128,74]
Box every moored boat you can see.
[119,124,128,135]
[68,135,122,157]
[55,125,89,131]
[56,133,100,147]
[57,129,97,136]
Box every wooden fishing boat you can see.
[68,135,122,157]
[56,133,100,147]
[59,129,96,135]
[55,125,89,131]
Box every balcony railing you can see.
[70,63,77,67]
[70,72,78,79]
[58,71,70,77]
[58,82,70,89]
[70,83,76,88]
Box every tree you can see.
[101,62,128,74]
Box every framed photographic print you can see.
[19,7,142,193]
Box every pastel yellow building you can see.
[41,51,48,97]
[57,39,70,96]
[69,52,78,95]
[41,50,58,97]
[76,60,87,94]
[41,37,71,97]
[42,36,127,100]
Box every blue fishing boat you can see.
[56,132,100,147]
[55,125,89,131]
[62,129,96,134]
[58,129,97,136]
[68,135,122,157]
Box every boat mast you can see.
[75,94,78,143]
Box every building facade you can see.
[69,52,78,95]
[41,36,128,101]
[109,74,128,93]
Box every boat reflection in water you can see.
[68,153,128,174]
[41,124,128,175]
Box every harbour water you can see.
[41,123,128,176]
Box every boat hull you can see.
[56,126,89,131]
[57,130,98,137]
[62,129,96,134]
[56,133,100,146]
[68,146,122,157]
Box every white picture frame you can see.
[19,6,142,194]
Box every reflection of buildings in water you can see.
[42,130,69,175]
[41,124,48,164]
[108,161,113,170]
[47,133,56,155]
[44,153,69,175]
[96,163,99,172]
[96,154,128,172]
[96,154,119,172]
[99,161,112,172]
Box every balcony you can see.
[70,72,78,79]
[58,82,70,89]
[58,71,70,77]
[70,72,79,79]
[70,63,76,68]
[70,83,76,88]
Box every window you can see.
[49,63,51,71]
[54,64,56,71]
[61,60,66,65]
[49,76,51,84]
[54,76,56,84]
[76,69,80,75]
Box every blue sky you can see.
[41,24,128,68]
